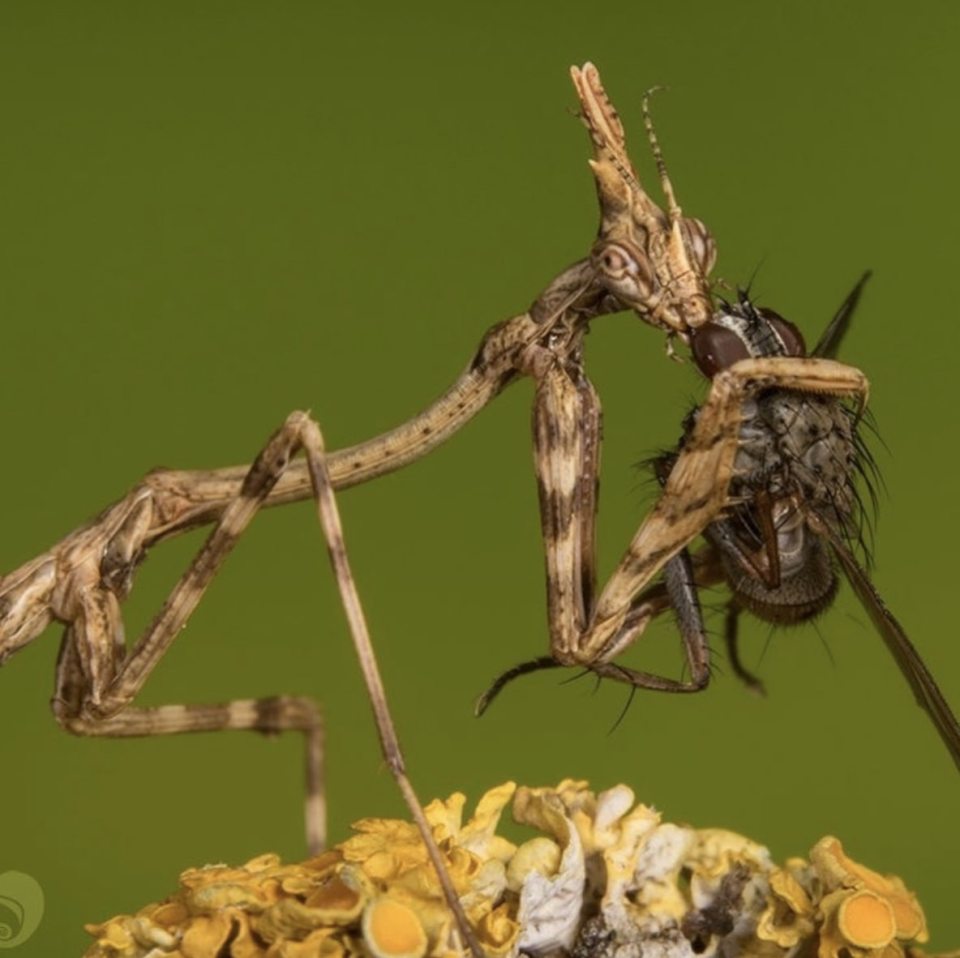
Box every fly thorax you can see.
[758,393,857,526]
[731,397,785,497]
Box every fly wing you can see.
[823,521,960,771]
[812,271,872,359]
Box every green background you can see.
[1,2,957,954]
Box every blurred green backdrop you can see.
[0,2,957,954]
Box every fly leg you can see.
[723,603,766,696]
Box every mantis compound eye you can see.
[592,242,655,304]
[597,243,634,278]
[680,216,717,277]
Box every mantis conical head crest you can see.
[571,63,716,339]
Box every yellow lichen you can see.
[505,837,561,891]
[837,890,897,949]
[83,784,945,958]
[362,897,429,958]
[756,867,816,948]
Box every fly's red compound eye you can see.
[758,308,807,357]
[690,322,750,377]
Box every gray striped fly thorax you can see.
[732,391,858,533]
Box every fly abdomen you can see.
[721,529,838,625]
